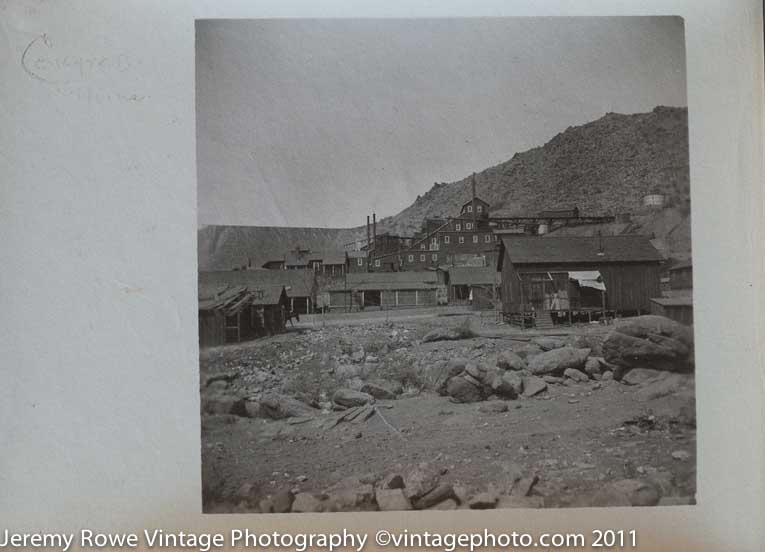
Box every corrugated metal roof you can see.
[499,235,663,264]
[199,269,314,298]
[448,266,499,285]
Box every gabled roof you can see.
[199,269,315,298]
[448,266,499,286]
[326,270,441,291]
[198,283,287,312]
[498,235,664,265]
[460,197,490,210]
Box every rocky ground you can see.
[200,313,696,513]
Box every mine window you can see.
[374,259,380,267]
[408,254,414,262]
[472,235,479,243]
[467,205,473,213]
[477,205,483,213]
[459,236,465,244]
[420,254,425,262]
[432,253,438,261]
[357,258,363,266]
[455,224,461,231]
[444,235,450,244]
[466,223,473,230]
[485,234,491,242]
[421,244,426,250]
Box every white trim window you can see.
[467,205,473,213]
[459,236,465,244]
[420,254,425,262]
[431,253,438,261]
[444,235,450,244]
[466,223,473,230]
[374,259,381,267]
[477,205,483,213]
[408,254,414,262]
[455,223,461,231]
[420,244,426,250]
[357,258,363,266]
[472,234,479,243]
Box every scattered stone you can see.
[422,328,463,343]
[602,315,694,372]
[491,371,523,398]
[533,337,567,351]
[351,349,366,363]
[435,358,469,395]
[468,492,499,509]
[497,350,527,371]
[202,396,248,417]
[622,368,666,386]
[295,475,308,483]
[511,475,539,497]
[384,474,405,489]
[527,347,591,376]
[515,343,544,359]
[584,357,603,376]
[637,374,694,401]
[332,388,374,408]
[324,484,376,512]
[478,401,509,413]
[259,393,316,420]
[361,380,402,400]
[564,368,590,382]
[522,375,548,397]
[607,479,662,506]
[602,370,614,381]
[543,375,564,384]
[375,489,412,511]
[446,376,485,403]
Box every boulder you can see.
[446,376,485,403]
[622,368,666,386]
[563,368,589,383]
[361,380,402,400]
[607,479,662,506]
[515,343,544,359]
[434,358,470,395]
[324,484,376,512]
[532,337,567,351]
[403,463,441,500]
[383,474,405,490]
[413,484,456,509]
[428,498,458,510]
[542,375,564,384]
[332,388,374,408]
[527,347,591,376]
[422,328,462,343]
[375,489,412,511]
[468,492,499,509]
[602,315,694,372]
[522,375,548,397]
[497,350,527,371]
[584,357,603,376]
[258,394,315,420]
[271,490,295,513]
[202,396,248,417]
[491,371,523,398]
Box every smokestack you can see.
[373,213,377,253]
[471,173,477,227]
[366,216,371,269]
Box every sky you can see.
[196,17,687,228]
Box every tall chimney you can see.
[471,173,477,228]
[373,213,377,253]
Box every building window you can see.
[477,205,483,213]
[494,234,498,241]
[444,235,450,244]
[432,253,438,261]
[357,258,363,266]
[408,254,414,262]
[473,235,479,243]
[455,223,461,231]
[420,244,426,250]
[485,234,491,242]
[459,236,465,244]
[420,254,425,262]
[467,205,473,213]
[374,259,380,267]
[466,223,473,230]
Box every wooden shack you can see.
[447,266,500,309]
[497,235,663,327]
[324,271,446,311]
[198,282,289,348]
[199,269,316,315]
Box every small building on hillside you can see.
[497,235,664,327]
[323,271,446,311]
[199,269,317,315]
[448,266,500,309]
[198,283,289,348]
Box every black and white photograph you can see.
[196,17,696,514]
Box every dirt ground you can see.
[200,311,696,512]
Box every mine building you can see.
[263,247,347,277]
[198,280,290,348]
[447,266,500,309]
[322,271,446,311]
[650,259,693,325]
[497,234,664,328]
[199,269,317,315]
